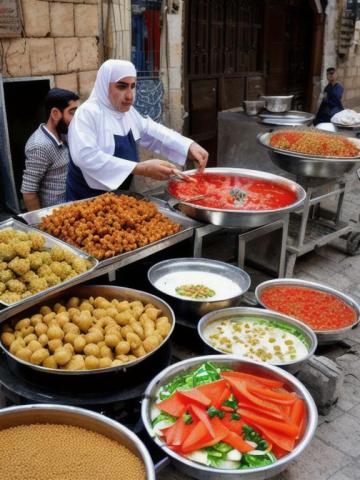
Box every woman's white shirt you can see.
[68,99,193,191]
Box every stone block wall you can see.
[0,0,101,99]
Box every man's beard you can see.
[56,118,68,135]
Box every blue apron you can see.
[66,130,139,201]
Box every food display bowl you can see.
[257,131,360,178]
[243,100,265,116]
[147,258,251,320]
[0,285,175,378]
[261,96,293,113]
[141,355,318,480]
[255,279,360,345]
[197,307,317,374]
[167,168,306,228]
[0,403,155,479]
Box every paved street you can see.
[158,176,360,479]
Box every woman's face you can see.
[108,76,136,112]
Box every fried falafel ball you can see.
[6,279,26,294]
[71,257,89,274]
[0,282,5,294]
[0,243,16,262]
[37,264,52,278]
[0,269,15,283]
[21,291,33,299]
[39,251,52,265]
[0,291,22,303]
[13,231,30,241]
[0,262,7,271]
[13,240,32,258]
[28,252,43,270]
[28,232,46,250]
[50,246,65,262]
[0,228,17,243]
[8,258,31,276]
[29,277,48,293]
[20,271,38,284]
[44,273,61,287]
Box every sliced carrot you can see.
[221,413,245,434]
[182,417,229,453]
[196,379,228,407]
[221,371,284,388]
[189,403,216,437]
[290,398,305,427]
[271,443,288,459]
[237,408,298,437]
[215,386,232,409]
[251,422,296,452]
[237,400,289,421]
[223,376,281,413]
[157,392,186,417]
[164,417,195,446]
[177,388,211,407]
[223,431,253,453]
[247,384,297,404]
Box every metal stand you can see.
[285,175,353,277]
[192,216,289,277]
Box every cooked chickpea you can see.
[15,347,32,362]
[47,326,64,340]
[63,323,79,335]
[111,359,124,366]
[84,355,99,369]
[48,339,63,353]
[78,313,93,333]
[30,348,50,365]
[1,332,15,347]
[93,308,107,319]
[27,340,42,353]
[54,347,72,366]
[84,343,100,357]
[53,302,64,313]
[64,332,76,344]
[73,335,86,353]
[63,343,74,353]
[121,325,133,338]
[55,312,70,326]
[115,341,130,355]
[144,308,161,321]
[106,307,118,318]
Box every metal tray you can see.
[167,167,306,228]
[19,197,200,268]
[258,110,314,126]
[255,278,360,345]
[0,218,98,308]
[0,284,175,376]
[257,131,360,178]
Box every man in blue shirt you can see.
[314,67,344,125]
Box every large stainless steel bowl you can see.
[257,131,360,178]
[168,168,306,228]
[197,307,317,374]
[0,284,175,376]
[255,279,360,345]
[141,355,318,480]
[147,258,251,320]
[0,403,155,479]
[261,95,293,113]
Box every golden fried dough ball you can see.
[37,264,52,277]
[20,270,37,283]
[1,331,15,347]
[28,232,45,250]
[8,257,30,276]
[0,291,21,303]
[50,245,65,262]
[0,262,7,271]
[28,252,43,270]
[0,243,16,262]
[54,347,72,366]
[0,228,17,243]
[39,251,52,265]
[0,282,5,294]
[0,269,14,283]
[43,355,58,369]
[65,354,85,370]
[29,277,48,293]
[13,241,32,258]
[6,279,26,294]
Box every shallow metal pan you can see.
[257,131,360,178]
[0,284,175,377]
[258,110,314,126]
[167,167,306,228]
[0,218,98,308]
[142,355,318,480]
[197,306,317,374]
[255,278,360,345]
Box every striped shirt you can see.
[21,124,69,207]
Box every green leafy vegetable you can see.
[231,413,241,421]
[239,452,276,469]
[152,411,177,427]
[242,424,268,451]
[223,395,238,410]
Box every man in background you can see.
[21,88,79,211]
[314,67,344,125]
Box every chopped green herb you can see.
[231,413,241,421]
[223,396,238,410]
[183,412,193,424]
[207,406,225,419]
[242,424,268,451]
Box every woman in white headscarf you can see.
[66,59,208,200]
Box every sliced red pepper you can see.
[250,421,296,452]
[238,408,298,437]
[177,388,211,407]
[223,430,253,453]
[157,392,186,417]
[181,416,229,454]
[237,399,289,421]
[247,384,297,404]
[189,403,216,437]
[221,412,245,434]
[196,379,228,407]
[221,371,284,388]
[290,398,306,439]
[181,421,209,453]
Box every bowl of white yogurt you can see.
[198,307,317,373]
[147,258,251,320]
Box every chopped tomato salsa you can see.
[168,173,297,211]
[260,286,357,331]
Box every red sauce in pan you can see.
[168,173,297,211]
[260,285,357,331]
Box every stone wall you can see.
[0,0,101,98]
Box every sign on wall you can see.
[0,0,22,38]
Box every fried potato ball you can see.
[6,279,26,294]
[28,232,45,250]
[0,282,5,294]
[0,291,21,303]
[13,240,32,258]
[28,252,43,270]
[0,243,16,262]
[8,257,30,276]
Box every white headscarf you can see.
[89,59,137,110]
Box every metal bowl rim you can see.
[258,131,360,161]
[141,354,318,475]
[255,278,360,335]
[147,257,251,303]
[167,167,306,214]
[0,403,155,478]
[197,306,318,367]
[0,285,175,375]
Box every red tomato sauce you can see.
[168,173,297,211]
[260,286,357,331]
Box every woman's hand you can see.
[188,142,208,171]
[133,159,174,180]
